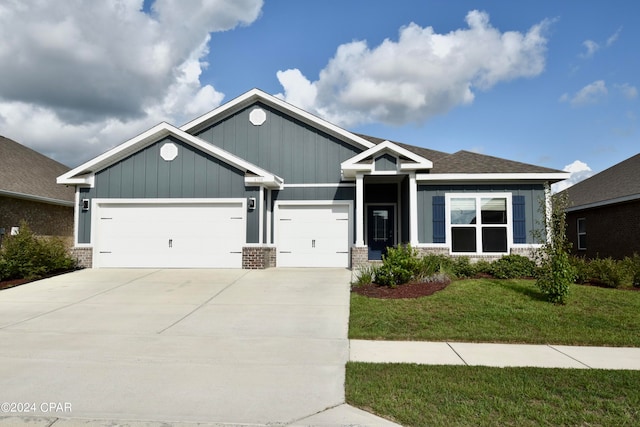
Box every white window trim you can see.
[445,193,513,255]
[577,218,587,251]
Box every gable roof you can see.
[564,152,640,211]
[0,136,74,205]
[358,133,568,182]
[181,88,376,151]
[341,140,433,178]
[57,123,284,189]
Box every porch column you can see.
[409,172,419,245]
[355,172,365,246]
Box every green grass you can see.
[346,363,640,427]
[349,279,640,346]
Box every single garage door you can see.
[94,200,246,268]
[276,203,351,267]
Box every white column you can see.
[355,173,365,246]
[266,189,272,244]
[409,172,419,245]
[258,187,264,244]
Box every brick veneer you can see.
[351,245,537,270]
[70,247,93,268]
[242,246,276,269]
[0,196,73,238]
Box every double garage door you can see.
[94,200,245,268]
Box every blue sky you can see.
[1,1,638,190]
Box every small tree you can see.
[533,185,576,304]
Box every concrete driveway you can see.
[0,268,353,425]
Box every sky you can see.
[0,1,638,191]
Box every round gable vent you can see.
[249,108,267,126]
[160,142,178,161]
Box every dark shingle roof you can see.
[563,152,640,209]
[356,133,564,174]
[0,136,74,203]
[431,150,563,174]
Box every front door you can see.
[367,205,395,260]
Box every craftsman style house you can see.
[58,89,568,268]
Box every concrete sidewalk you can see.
[350,339,640,370]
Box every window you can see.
[577,218,586,250]
[447,194,511,254]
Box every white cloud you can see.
[580,40,600,58]
[560,80,608,107]
[606,27,622,47]
[616,83,638,100]
[551,160,594,193]
[0,0,263,166]
[579,27,622,58]
[276,10,551,128]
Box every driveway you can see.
[0,268,353,425]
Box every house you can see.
[57,89,569,269]
[563,153,640,260]
[0,136,74,243]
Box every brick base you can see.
[350,246,369,269]
[70,247,93,268]
[242,246,276,269]
[351,245,537,270]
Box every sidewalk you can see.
[350,340,640,370]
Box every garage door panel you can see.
[94,201,245,268]
[276,204,350,268]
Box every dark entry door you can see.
[367,205,395,260]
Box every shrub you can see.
[570,256,590,284]
[0,221,76,281]
[416,254,449,279]
[490,254,537,279]
[352,264,377,287]
[621,253,640,288]
[448,256,476,279]
[473,259,494,277]
[588,257,631,288]
[375,244,421,287]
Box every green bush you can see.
[473,259,494,276]
[588,257,631,288]
[417,254,449,278]
[448,256,477,279]
[490,254,537,279]
[375,244,421,287]
[570,256,590,284]
[352,264,378,287]
[535,250,575,304]
[0,221,76,281]
[622,254,640,288]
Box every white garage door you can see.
[276,203,351,267]
[94,200,245,268]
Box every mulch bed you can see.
[0,278,33,291]
[351,279,451,299]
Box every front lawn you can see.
[346,363,640,427]
[350,279,640,346]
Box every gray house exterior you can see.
[58,89,568,269]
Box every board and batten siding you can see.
[77,137,260,244]
[417,184,546,244]
[194,102,363,184]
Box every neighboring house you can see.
[0,136,74,242]
[564,153,640,260]
[57,89,568,269]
